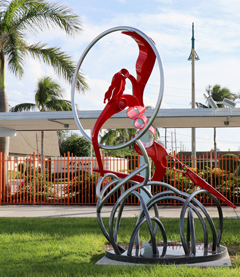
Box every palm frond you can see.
[45,99,72,111]
[26,43,88,92]
[35,76,61,110]
[100,129,117,145]
[100,128,136,146]
[10,102,36,112]
[5,31,26,77]
[2,0,81,36]
[11,76,72,112]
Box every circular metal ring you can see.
[71,26,164,150]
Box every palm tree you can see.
[202,85,239,163]
[204,85,238,107]
[0,0,87,156]
[10,76,71,157]
[100,106,162,156]
[100,128,136,156]
[100,128,135,146]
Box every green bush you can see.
[219,154,239,173]
[125,155,139,172]
[66,172,99,204]
[18,163,26,174]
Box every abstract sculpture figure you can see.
[71,26,236,264]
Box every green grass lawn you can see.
[0,217,240,277]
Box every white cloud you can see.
[12,90,22,96]
[5,0,240,152]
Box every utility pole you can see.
[174,129,177,152]
[165,128,167,151]
[188,22,199,168]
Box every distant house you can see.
[9,131,60,158]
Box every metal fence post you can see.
[33,152,36,205]
[0,152,2,205]
[67,152,70,205]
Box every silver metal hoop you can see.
[71,26,164,150]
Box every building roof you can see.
[1,108,240,133]
[10,131,60,157]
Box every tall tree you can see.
[100,128,136,146]
[203,84,239,159]
[99,105,162,156]
[10,76,72,157]
[204,85,238,106]
[59,132,91,157]
[0,0,87,156]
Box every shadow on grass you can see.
[90,252,106,264]
[0,217,103,236]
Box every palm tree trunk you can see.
[41,130,44,158]
[41,130,45,171]
[0,55,10,196]
[0,88,10,156]
[0,55,9,155]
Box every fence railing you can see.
[0,151,239,205]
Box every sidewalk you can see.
[0,205,239,218]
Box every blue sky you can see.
[6,0,240,153]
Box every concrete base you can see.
[96,252,231,267]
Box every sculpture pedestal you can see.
[97,241,231,267]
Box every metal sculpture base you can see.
[104,241,228,265]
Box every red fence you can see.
[0,151,239,206]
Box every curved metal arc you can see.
[137,190,175,236]
[127,216,167,258]
[100,179,120,199]
[96,211,126,253]
[146,181,184,196]
[126,191,156,254]
[133,185,158,251]
[180,189,218,255]
[71,26,164,150]
[96,163,148,213]
[109,190,158,256]
[113,183,155,246]
[147,195,209,255]
[187,208,196,256]
[96,173,120,200]
[113,197,127,243]
[97,140,150,213]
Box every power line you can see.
[147,83,240,95]
[175,131,240,144]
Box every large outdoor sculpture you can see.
[71,26,236,264]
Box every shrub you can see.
[65,172,99,204]
[219,154,239,173]
[18,163,26,174]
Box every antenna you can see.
[188,22,200,168]
[188,23,200,61]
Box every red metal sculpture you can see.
[92,30,236,209]
[72,26,235,265]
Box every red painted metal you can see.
[122,31,156,106]
[164,155,236,209]
[92,70,142,176]
[134,141,167,182]
[92,31,157,177]
[89,30,236,210]
[185,169,236,208]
